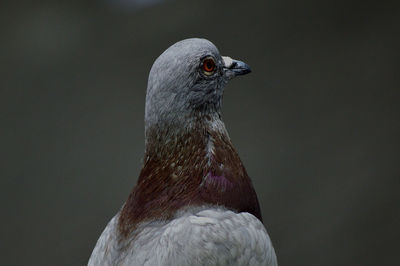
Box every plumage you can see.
[89,38,277,265]
[89,207,276,266]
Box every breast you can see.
[89,206,277,266]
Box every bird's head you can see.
[145,38,251,134]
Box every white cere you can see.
[222,56,233,68]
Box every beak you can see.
[222,56,252,79]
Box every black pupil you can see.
[206,60,213,70]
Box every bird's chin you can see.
[224,70,237,80]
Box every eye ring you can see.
[202,57,216,75]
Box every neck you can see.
[118,115,261,237]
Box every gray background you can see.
[1,0,399,265]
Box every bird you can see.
[88,38,277,266]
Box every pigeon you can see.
[88,38,277,266]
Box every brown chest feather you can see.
[118,128,261,237]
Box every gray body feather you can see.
[89,207,277,266]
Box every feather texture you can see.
[89,207,277,266]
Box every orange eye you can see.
[202,58,216,74]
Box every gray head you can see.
[145,38,251,134]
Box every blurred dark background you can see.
[1,0,399,265]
